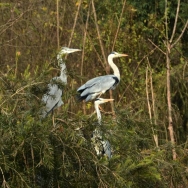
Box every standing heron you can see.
[91,98,114,159]
[41,47,81,118]
[77,52,128,102]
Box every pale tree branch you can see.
[81,2,91,115]
[56,0,60,49]
[146,65,152,121]
[67,0,82,57]
[171,19,188,49]
[117,47,157,106]
[170,0,180,43]
[81,2,91,80]
[165,0,177,160]
[147,58,159,148]
[148,38,166,55]
[91,0,107,65]
[112,0,127,51]
[165,0,169,40]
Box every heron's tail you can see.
[76,93,87,102]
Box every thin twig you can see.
[165,0,169,41]
[67,0,82,56]
[91,0,107,65]
[146,65,152,120]
[117,47,157,106]
[170,0,180,43]
[56,0,60,49]
[148,38,166,55]
[81,2,91,114]
[171,20,188,49]
[147,58,159,148]
[112,0,127,50]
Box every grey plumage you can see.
[91,98,114,159]
[77,51,128,102]
[41,47,81,118]
[92,127,112,159]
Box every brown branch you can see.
[146,65,152,120]
[112,0,127,50]
[166,45,177,160]
[0,6,33,35]
[147,58,159,148]
[56,0,60,49]
[67,0,82,54]
[171,19,188,49]
[91,0,107,65]
[117,47,157,106]
[165,0,169,40]
[170,0,180,43]
[148,38,166,55]
[80,2,91,115]
[81,2,91,81]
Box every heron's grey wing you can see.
[41,83,63,117]
[77,76,102,92]
[80,75,118,97]
[102,140,111,159]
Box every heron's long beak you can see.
[69,48,82,53]
[102,99,114,103]
[120,53,128,57]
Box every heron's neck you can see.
[57,54,64,64]
[59,63,67,84]
[56,52,67,83]
[108,55,120,80]
[95,104,102,125]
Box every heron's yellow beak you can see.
[120,53,128,57]
[102,99,114,103]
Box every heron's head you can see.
[95,98,114,105]
[60,47,81,55]
[109,51,128,58]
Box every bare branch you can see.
[81,2,91,115]
[148,38,166,55]
[67,0,82,51]
[91,0,107,65]
[81,2,91,79]
[117,46,157,106]
[170,0,180,43]
[171,19,188,49]
[146,65,152,120]
[165,0,169,40]
[56,0,60,49]
[112,0,127,51]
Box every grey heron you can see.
[41,47,81,118]
[91,98,114,159]
[77,52,128,102]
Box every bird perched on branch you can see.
[77,51,128,102]
[91,98,114,159]
[41,47,81,118]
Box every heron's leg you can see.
[97,92,103,98]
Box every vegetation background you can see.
[0,0,188,187]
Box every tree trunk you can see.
[166,42,177,160]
